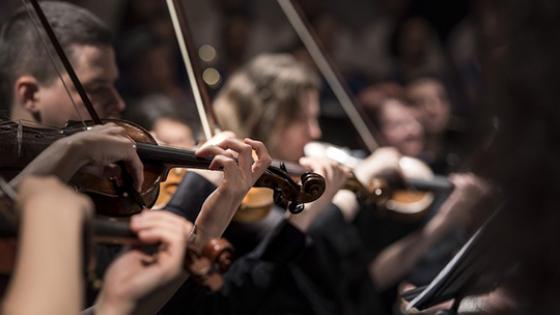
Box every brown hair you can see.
[214,54,320,145]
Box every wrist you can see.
[95,293,135,315]
[187,224,207,252]
[59,136,90,172]
[332,190,359,222]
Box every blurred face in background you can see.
[378,98,424,157]
[269,89,322,162]
[407,79,450,135]
[152,118,195,149]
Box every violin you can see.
[237,152,453,221]
[280,143,453,219]
[160,0,328,222]
[154,168,188,209]
[0,182,233,292]
[0,216,233,291]
[0,119,325,217]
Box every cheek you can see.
[275,125,307,160]
[383,128,403,145]
[39,89,79,122]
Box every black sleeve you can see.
[164,172,216,221]
[307,203,364,256]
[160,220,307,315]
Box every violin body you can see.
[154,168,188,209]
[0,120,165,216]
[303,141,453,219]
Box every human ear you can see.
[14,76,40,115]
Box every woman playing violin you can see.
[199,53,489,315]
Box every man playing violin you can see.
[0,2,311,314]
[0,0,270,241]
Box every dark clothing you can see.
[287,203,386,315]
[165,172,217,221]
[162,172,386,315]
[161,219,308,315]
[162,172,312,314]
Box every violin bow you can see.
[166,0,219,140]
[0,178,17,203]
[0,177,18,225]
[277,0,382,153]
[21,0,145,208]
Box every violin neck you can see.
[135,143,212,170]
[406,176,453,192]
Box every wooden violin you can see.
[0,216,234,292]
[303,141,453,218]
[0,181,233,292]
[0,119,325,217]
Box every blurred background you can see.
[0,0,487,158]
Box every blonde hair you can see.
[214,54,320,145]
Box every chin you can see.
[403,144,423,158]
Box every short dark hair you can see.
[0,1,112,110]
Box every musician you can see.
[376,96,425,157]
[398,0,560,313]
[457,0,560,313]
[0,2,309,313]
[1,176,191,315]
[0,0,269,248]
[357,84,492,302]
[202,53,489,314]
[123,94,197,148]
[406,76,464,174]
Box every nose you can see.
[104,87,126,116]
[407,119,423,138]
[308,118,322,140]
[113,88,126,113]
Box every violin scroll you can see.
[255,166,326,214]
[186,238,234,292]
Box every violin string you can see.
[20,0,87,129]
[17,120,22,158]
[0,183,18,227]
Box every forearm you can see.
[128,274,189,315]
[2,201,85,315]
[165,172,217,221]
[11,139,85,186]
[194,186,243,249]
[92,274,189,315]
[370,213,449,290]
